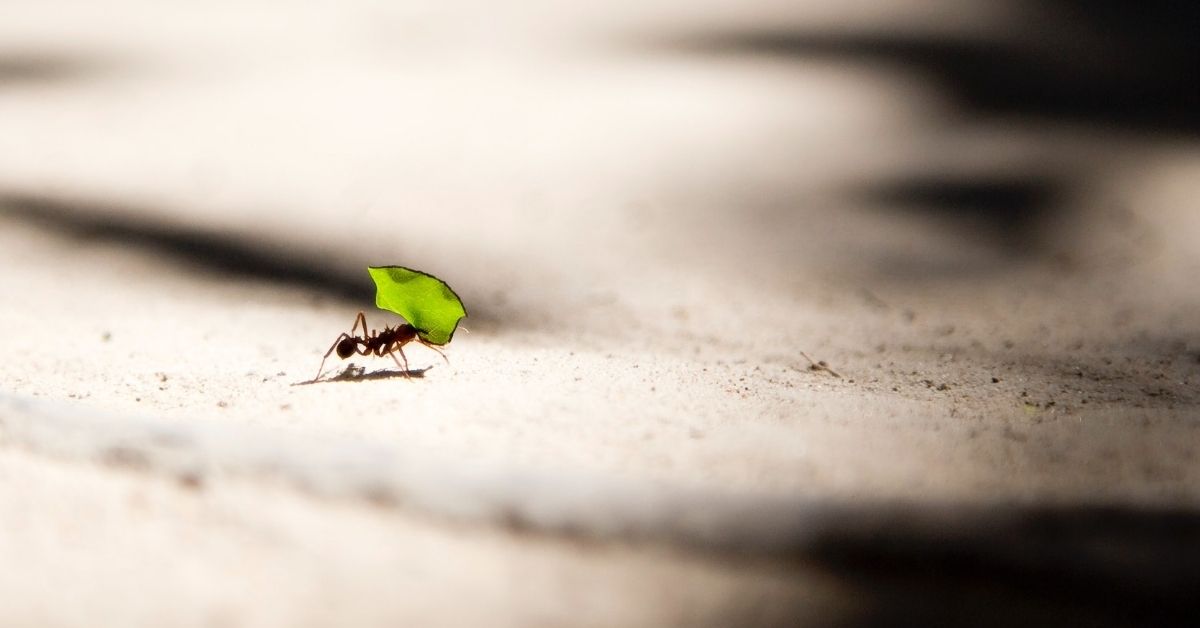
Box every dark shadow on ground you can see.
[293,363,432,386]
[0,191,375,303]
[787,503,1200,628]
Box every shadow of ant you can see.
[292,363,432,386]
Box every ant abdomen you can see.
[336,337,358,359]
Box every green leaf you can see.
[367,266,467,345]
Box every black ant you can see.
[314,312,448,381]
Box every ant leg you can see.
[398,345,411,376]
[315,333,352,381]
[351,312,369,338]
[420,339,450,365]
[387,344,412,377]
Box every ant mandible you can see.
[314,312,448,381]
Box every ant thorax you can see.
[376,324,418,347]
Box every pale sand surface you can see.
[1,1,1199,626]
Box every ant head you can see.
[336,337,357,359]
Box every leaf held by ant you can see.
[367,266,467,345]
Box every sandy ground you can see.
[1,1,1199,626]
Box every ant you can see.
[314,312,448,381]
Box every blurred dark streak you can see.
[646,2,1199,274]
[796,504,1200,627]
[0,53,113,88]
[0,192,373,303]
[658,18,1200,136]
[861,175,1069,253]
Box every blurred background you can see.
[2,1,1198,302]
[1,1,1198,626]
